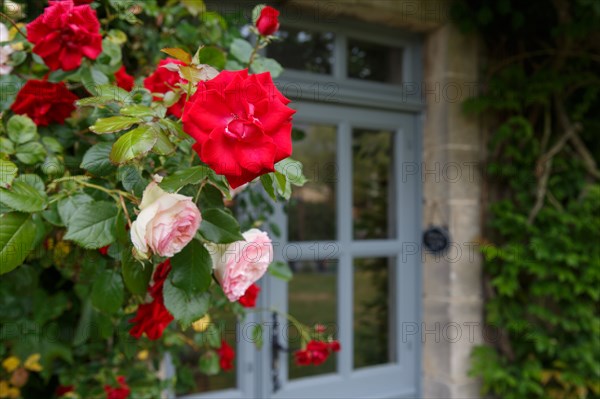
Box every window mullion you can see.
[333,33,347,80]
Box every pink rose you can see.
[131,178,201,258]
[210,229,273,301]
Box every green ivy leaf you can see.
[63,201,118,249]
[91,269,124,314]
[90,116,141,134]
[170,240,212,294]
[0,180,47,212]
[0,159,18,189]
[7,115,38,144]
[0,212,36,275]
[230,38,254,64]
[159,166,211,193]
[163,279,210,328]
[109,125,158,164]
[121,249,152,295]
[81,142,117,176]
[268,261,293,281]
[198,208,244,243]
[198,350,220,375]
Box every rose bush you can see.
[0,1,336,397]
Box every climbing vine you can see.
[452,0,600,398]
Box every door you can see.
[255,101,422,398]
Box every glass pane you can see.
[288,124,337,241]
[174,311,237,394]
[288,259,338,379]
[347,39,403,84]
[353,257,396,369]
[353,128,395,239]
[269,26,335,74]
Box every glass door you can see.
[254,101,421,399]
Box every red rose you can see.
[217,340,235,371]
[144,58,187,117]
[115,66,135,91]
[98,246,109,256]
[294,349,312,366]
[182,69,295,188]
[238,283,260,308]
[294,340,337,366]
[328,340,341,352]
[104,376,130,399]
[129,260,174,340]
[27,0,102,71]
[55,385,75,397]
[11,80,78,126]
[256,6,280,36]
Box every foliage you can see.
[452,0,600,398]
[0,1,316,397]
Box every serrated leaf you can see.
[121,248,152,295]
[120,105,155,118]
[90,116,140,134]
[163,279,210,328]
[170,240,212,294]
[63,201,118,249]
[161,47,192,64]
[268,261,293,281]
[57,194,94,225]
[159,166,211,193]
[91,269,124,314]
[0,212,36,275]
[230,38,254,64]
[198,208,244,244]
[0,180,47,212]
[118,165,147,196]
[15,142,46,165]
[251,56,284,78]
[110,125,158,164]
[152,129,176,155]
[81,142,117,176]
[7,115,38,144]
[0,159,17,189]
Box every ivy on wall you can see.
[452,0,600,398]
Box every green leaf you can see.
[274,171,291,199]
[121,248,152,295]
[152,129,176,155]
[197,46,226,70]
[0,159,18,189]
[275,158,307,186]
[268,261,293,281]
[57,194,94,225]
[252,324,263,350]
[41,136,63,153]
[230,38,254,64]
[181,0,206,16]
[81,66,110,95]
[7,115,38,144]
[0,212,36,275]
[260,174,277,200]
[118,165,147,196]
[198,208,244,243]
[63,201,118,249]
[120,105,155,118]
[110,125,158,164]
[15,142,47,165]
[199,350,220,375]
[159,166,211,193]
[170,240,212,294]
[81,142,117,176]
[90,116,141,134]
[251,56,284,78]
[0,180,47,212]
[91,269,124,314]
[0,137,15,155]
[252,4,267,25]
[163,279,210,328]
